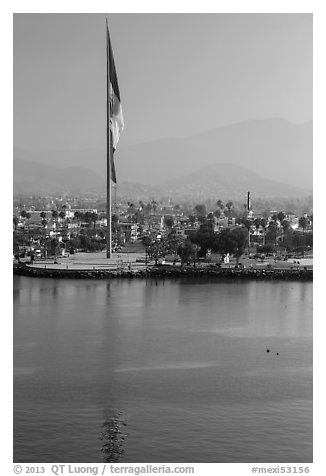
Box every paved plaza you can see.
[30,250,148,271]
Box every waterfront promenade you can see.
[14,250,313,281]
[24,250,313,272]
[29,250,148,271]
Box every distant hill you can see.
[13,159,105,195]
[157,163,310,201]
[116,119,312,189]
[13,118,313,190]
[13,158,310,202]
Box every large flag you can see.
[107,23,124,183]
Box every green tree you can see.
[25,212,31,234]
[225,201,233,217]
[252,218,261,244]
[46,238,60,258]
[13,215,19,231]
[188,215,197,226]
[260,218,267,245]
[164,216,174,229]
[144,202,152,216]
[253,218,261,231]
[277,211,286,222]
[299,216,308,234]
[112,214,120,232]
[133,210,144,224]
[141,235,152,265]
[241,218,252,249]
[265,220,278,246]
[309,214,313,228]
[281,219,290,234]
[147,238,168,265]
[74,211,81,225]
[177,239,196,265]
[90,212,98,230]
[84,211,91,223]
[165,232,184,256]
[230,227,249,263]
[151,200,158,216]
[191,222,218,257]
[194,204,206,219]
[51,210,58,228]
[216,227,248,264]
[280,219,291,246]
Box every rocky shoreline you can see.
[13,263,313,281]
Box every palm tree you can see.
[164,216,174,229]
[127,202,135,219]
[281,219,290,242]
[309,214,313,229]
[277,211,285,222]
[41,219,47,229]
[253,218,261,244]
[74,211,82,226]
[144,202,152,216]
[90,212,98,230]
[141,236,152,265]
[25,212,31,234]
[188,215,196,226]
[151,200,158,216]
[59,211,66,229]
[242,219,252,251]
[260,218,267,246]
[266,219,279,248]
[225,201,233,217]
[253,218,261,230]
[84,212,93,227]
[299,216,308,234]
[51,210,58,229]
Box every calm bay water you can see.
[13,276,313,463]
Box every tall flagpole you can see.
[106,19,112,258]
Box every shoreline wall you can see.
[13,264,313,281]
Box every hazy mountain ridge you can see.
[13,159,105,195]
[14,158,310,202]
[14,118,312,190]
[157,163,310,201]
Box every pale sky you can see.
[13,13,312,151]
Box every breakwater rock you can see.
[13,263,313,281]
